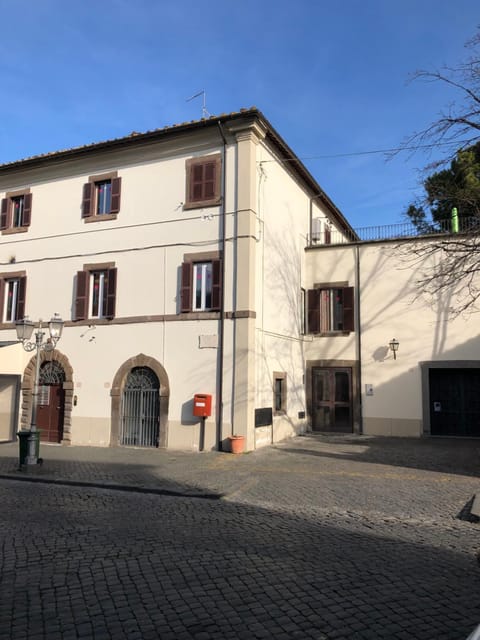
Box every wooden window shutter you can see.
[342,286,355,332]
[211,258,222,311]
[106,268,117,318]
[17,277,27,320]
[22,194,32,227]
[180,262,192,312]
[203,162,216,199]
[190,164,204,202]
[307,289,320,333]
[82,183,94,218]
[110,177,121,214]
[0,199,9,230]
[75,270,89,320]
[0,280,4,320]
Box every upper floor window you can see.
[180,252,222,313]
[1,190,32,234]
[0,273,26,323]
[307,285,354,334]
[74,264,117,320]
[82,172,121,222]
[184,154,221,209]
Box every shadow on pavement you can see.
[278,434,480,478]
[1,478,479,640]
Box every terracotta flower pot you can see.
[229,435,245,454]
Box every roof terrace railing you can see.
[308,216,480,246]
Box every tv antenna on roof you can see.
[186,89,210,119]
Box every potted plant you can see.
[228,434,245,454]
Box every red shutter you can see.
[110,177,121,214]
[106,268,117,318]
[16,277,26,320]
[82,183,94,218]
[22,194,32,227]
[0,199,9,230]
[211,259,222,311]
[307,289,320,334]
[75,271,89,320]
[180,262,192,312]
[342,286,355,332]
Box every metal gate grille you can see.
[120,367,160,447]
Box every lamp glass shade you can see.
[15,317,34,342]
[389,338,399,352]
[48,314,64,340]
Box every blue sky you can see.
[0,0,477,228]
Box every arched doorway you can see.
[111,354,169,448]
[21,350,74,445]
[37,361,66,443]
[120,367,160,447]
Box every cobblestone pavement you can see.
[0,434,479,639]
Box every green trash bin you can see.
[17,430,41,466]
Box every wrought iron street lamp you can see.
[15,314,64,467]
[389,338,399,360]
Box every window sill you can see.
[183,199,221,211]
[2,226,29,235]
[308,331,352,337]
[83,213,118,223]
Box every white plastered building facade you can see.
[0,109,351,450]
[0,108,477,451]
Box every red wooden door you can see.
[37,384,65,443]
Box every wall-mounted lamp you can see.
[389,338,399,360]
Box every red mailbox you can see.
[193,394,212,418]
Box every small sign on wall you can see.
[433,401,442,412]
[365,384,373,396]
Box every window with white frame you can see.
[74,265,117,321]
[0,275,26,323]
[180,252,222,313]
[193,262,213,311]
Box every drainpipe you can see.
[355,244,363,434]
[216,122,228,451]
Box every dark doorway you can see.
[36,361,66,443]
[120,367,160,447]
[312,367,352,432]
[429,368,480,437]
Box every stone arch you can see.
[20,349,74,445]
[110,354,170,447]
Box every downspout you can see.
[355,244,363,433]
[217,122,228,451]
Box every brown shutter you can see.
[106,268,117,318]
[203,162,216,199]
[22,194,32,227]
[211,258,222,311]
[75,270,89,320]
[180,262,192,312]
[191,164,204,202]
[342,286,355,332]
[0,199,9,230]
[110,177,121,214]
[82,183,94,218]
[307,289,320,333]
[16,277,26,320]
[0,280,4,321]
[324,225,331,244]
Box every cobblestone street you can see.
[0,434,479,639]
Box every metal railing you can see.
[308,216,480,246]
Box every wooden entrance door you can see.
[429,368,480,437]
[36,383,65,442]
[312,367,352,432]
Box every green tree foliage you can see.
[406,143,480,229]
